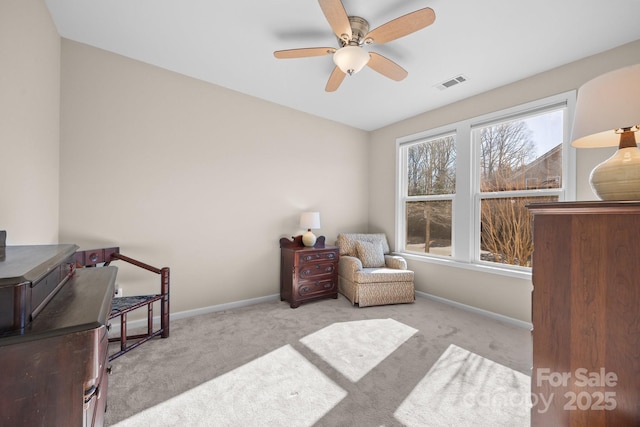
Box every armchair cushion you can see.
[353,268,414,284]
[337,233,390,257]
[355,240,385,268]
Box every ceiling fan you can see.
[274,0,436,92]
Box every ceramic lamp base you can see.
[591,146,640,200]
[302,230,317,247]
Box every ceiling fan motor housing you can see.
[340,16,370,46]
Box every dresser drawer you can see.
[85,325,109,427]
[296,278,336,298]
[298,261,336,280]
[298,250,338,265]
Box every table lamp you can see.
[300,212,321,247]
[571,64,640,200]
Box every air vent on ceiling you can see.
[435,74,467,90]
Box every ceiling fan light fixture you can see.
[333,45,370,75]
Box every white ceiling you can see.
[44,0,640,131]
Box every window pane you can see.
[406,200,452,256]
[480,196,558,267]
[407,135,456,196]
[478,110,563,192]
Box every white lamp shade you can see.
[299,212,321,230]
[571,64,640,148]
[333,46,370,74]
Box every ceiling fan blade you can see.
[325,66,346,92]
[318,0,352,41]
[367,52,408,81]
[366,8,436,45]
[274,47,336,59]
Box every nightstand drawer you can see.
[298,250,338,265]
[296,278,336,298]
[298,261,336,280]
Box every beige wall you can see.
[369,39,640,323]
[0,0,60,244]
[59,40,370,313]
[4,1,639,322]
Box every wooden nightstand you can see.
[279,235,339,308]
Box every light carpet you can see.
[112,319,529,427]
[395,343,531,426]
[300,318,418,382]
[111,344,346,426]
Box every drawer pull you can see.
[83,385,98,407]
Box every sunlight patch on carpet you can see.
[394,344,531,426]
[299,318,418,382]
[111,344,346,427]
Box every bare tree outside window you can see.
[405,136,455,255]
[480,122,536,192]
[477,117,562,267]
[480,196,556,266]
[408,136,456,196]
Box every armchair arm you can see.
[338,255,363,281]
[385,254,408,270]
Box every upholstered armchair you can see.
[336,233,415,307]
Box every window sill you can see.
[396,251,533,281]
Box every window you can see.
[404,134,455,256]
[396,92,575,275]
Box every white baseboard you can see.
[415,291,533,330]
[109,291,532,334]
[108,294,280,333]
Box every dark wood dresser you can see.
[279,236,339,308]
[528,202,640,426]
[0,244,116,427]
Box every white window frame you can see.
[395,91,576,279]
